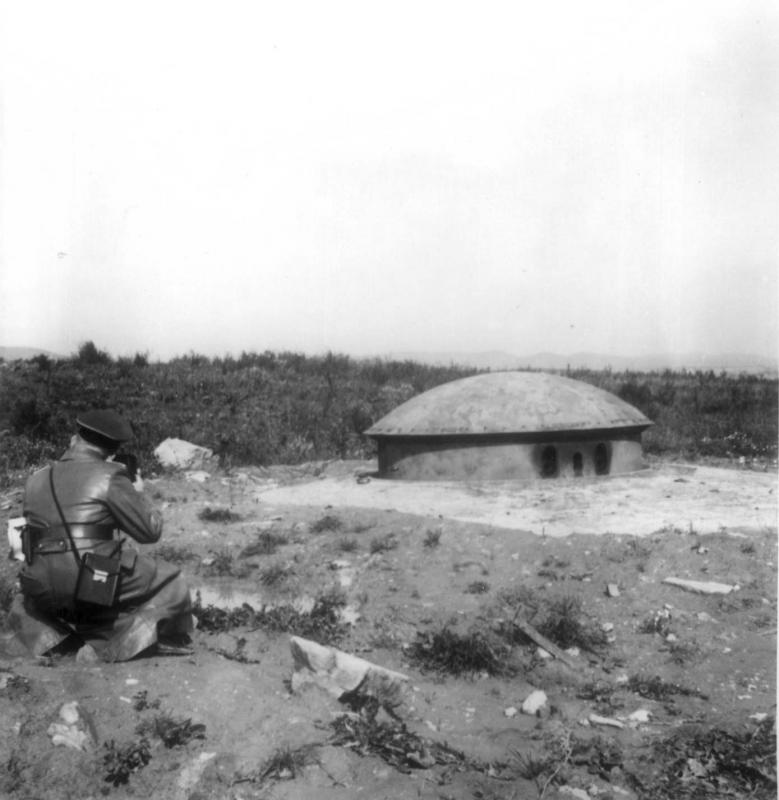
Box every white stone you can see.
[154,438,214,470]
[558,786,590,800]
[521,689,547,715]
[504,706,518,718]
[59,701,80,726]
[185,470,210,483]
[289,636,409,698]
[627,708,652,723]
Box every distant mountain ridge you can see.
[383,350,779,375]
[0,346,64,361]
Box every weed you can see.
[260,563,288,586]
[337,537,359,552]
[465,580,490,595]
[407,626,515,677]
[667,639,702,665]
[198,506,242,523]
[102,738,152,786]
[541,556,570,569]
[423,528,442,548]
[234,744,319,785]
[627,674,708,701]
[203,548,236,577]
[193,589,348,645]
[132,690,161,711]
[240,531,288,557]
[576,681,625,713]
[638,609,672,635]
[329,713,469,773]
[639,716,776,799]
[136,713,206,748]
[350,522,373,534]
[215,637,261,664]
[311,514,342,533]
[370,533,399,554]
[153,544,198,564]
[535,595,608,652]
[740,541,757,554]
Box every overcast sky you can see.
[1,1,777,362]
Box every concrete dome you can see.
[365,371,651,437]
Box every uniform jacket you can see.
[23,439,162,544]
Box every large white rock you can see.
[289,636,409,698]
[154,438,214,470]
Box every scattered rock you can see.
[627,708,652,724]
[662,577,738,595]
[289,636,409,699]
[154,438,214,470]
[47,701,96,752]
[185,470,211,483]
[588,713,625,729]
[557,786,590,800]
[521,689,547,715]
[504,706,518,718]
[606,583,621,597]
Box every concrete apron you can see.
[255,465,778,538]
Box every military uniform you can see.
[9,411,193,661]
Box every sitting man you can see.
[9,410,194,660]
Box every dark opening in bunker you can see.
[573,452,583,477]
[541,446,558,478]
[594,443,610,475]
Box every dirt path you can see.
[258,461,778,537]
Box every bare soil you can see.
[0,460,776,800]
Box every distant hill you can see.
[0,346,64,361]
[383,350,779,375]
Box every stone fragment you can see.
[662,577,737,595]
[588,713,625,729]
[521,689,547,715]
[606,583,620,597]
[289,636,409,699]
[154,438,214,470]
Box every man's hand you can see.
[132,470,145,493]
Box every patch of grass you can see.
[423,528,442,549]
[203,548,236,577]
[153,544,198,564]
[638,609,672,635]
[329,713,469,774]
[336,537,359,552]
[311,514,343,533]
[370,533,399,554]
[465,580,490,595]
[102,738,152,786]
[193,588,348,645]
[198,506,242,523]
[535,595,609,652]
[667,639,702,665]
[740,540,757,554]
[132,690,161,711]
[260,563,289,586]
[135,713,206,748]
[639,716,776,799]
[407,626,515,677]
[627,674,708,701]
[576,681,625,714]
[235,744,320,785]
[240,531,289,557]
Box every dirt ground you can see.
[0,459,776,799]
